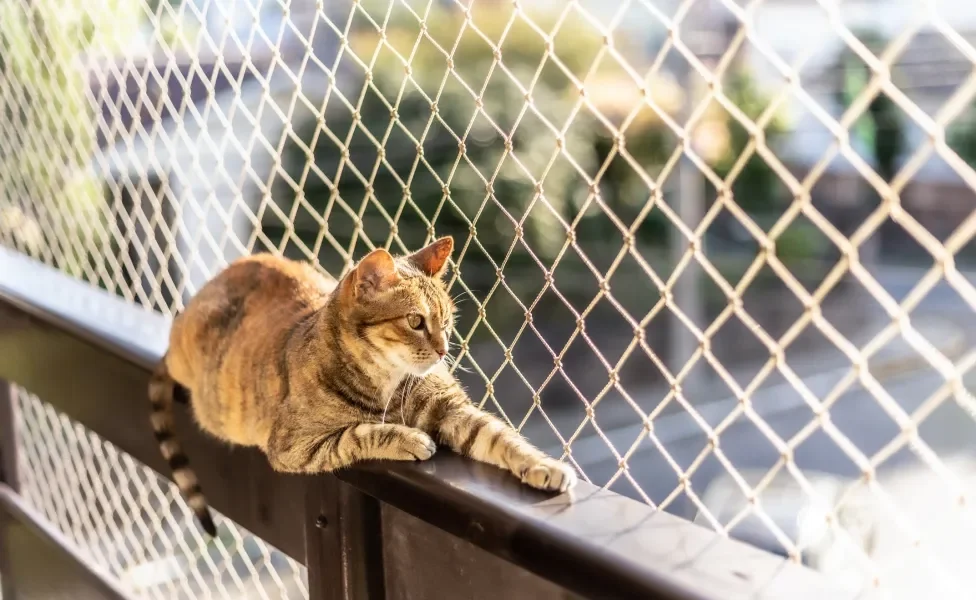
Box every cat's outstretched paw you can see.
[393,429,437,461]
[520,458,577,493]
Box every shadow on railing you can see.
[0,248,836,600]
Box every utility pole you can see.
[667,1,726,400]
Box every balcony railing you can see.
[0,248,834,599]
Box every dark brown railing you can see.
[0,247,836,600]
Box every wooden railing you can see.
[0,248,835,600]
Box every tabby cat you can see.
[149,237,576,535]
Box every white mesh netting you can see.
[13,386,309,599]
[2,0,976,597]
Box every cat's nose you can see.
[435,348,446,359]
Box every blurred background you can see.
[2,0,976,597]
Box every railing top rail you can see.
[0,247,837,600]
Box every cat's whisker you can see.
[444,354,472,373]
[399,376,416,426]
[381,378,404,425]
[400,387,407,425]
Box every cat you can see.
[149,236,576,535]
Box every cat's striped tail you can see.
[149,358,217,537]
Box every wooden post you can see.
[305,475,386,600]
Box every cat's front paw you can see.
[520,458,577,493]
[394,430,437,461]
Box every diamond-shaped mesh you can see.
[13,386,309,599]
[3,0,976,596]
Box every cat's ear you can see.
[408,236,453,279]
[351,248,399,297]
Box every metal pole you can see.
[668,15,709,399]
[669,160,706,378]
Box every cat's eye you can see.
[406,314,425,330]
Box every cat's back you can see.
[205,253,333,301]
[183,252,335,318]
[167,253,335,382]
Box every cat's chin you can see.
[407,362,441,377]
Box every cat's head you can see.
[340,237,456,377]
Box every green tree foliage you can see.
[283,5,633,266]
[950,111,976,166]
[282,3,789,271]
[948,97,976,168]
[0,0,139,270]
[833,30,904,183]
[708,68,790,214]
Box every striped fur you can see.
[149,361,216,536]
[152,237,576,535]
